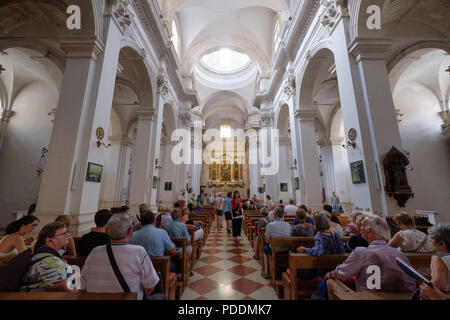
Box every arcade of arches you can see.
[0,0,449,300]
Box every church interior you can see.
[0,0,449,302]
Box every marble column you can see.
[129,109,156,212]
[191,111,203,196]
[294,109,323,211]
[259,109,278,202]
[317,137,335,204]
[35,15,123,235]
[246,125,260,200]
[332,17,404,216]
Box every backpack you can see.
[0,249,49,291]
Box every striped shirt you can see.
[80,243,159,300]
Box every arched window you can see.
[273,18,281,53]
[172,19,179,54]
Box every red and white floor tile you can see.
[181,225,278,300]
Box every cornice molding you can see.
[295,108,318,121]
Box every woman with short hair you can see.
[21,222,77,292]
[427,223,450,293]
[388,212,433,253]
[291,208,314,237]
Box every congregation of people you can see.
[0,191,449,301]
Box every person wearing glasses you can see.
[0,215,39,258]
[21,222,78,292]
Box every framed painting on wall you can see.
[350,160,366,184]
[294,177,300,190]
[280,183,288,192]
[85,162,103,183]
[152,176,158,189]
[165,182,172,191]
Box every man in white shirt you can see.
[81,214,163,300]
[209,194,216,205]
[284,199,298,216]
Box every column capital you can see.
[157,74,170,99]
[259,111,274,128]
[348,38,394,62]
[112,0,135,34]
[295,108,317,121]
[282,73,296,97]
[439,110,450,139]
[135,108,156,120]
[316,137,332,147]
[178,108,192,127]
[59,35,105,60]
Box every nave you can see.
[181,224,277,300]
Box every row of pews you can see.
[243,209,435,300]
[0,208,216,300]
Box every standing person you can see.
[209,193,216,205]
[231,190,243,245]
[224,191,233,235]
[266,195,273,207]
[330,192,340,213]
[214,193,225,229]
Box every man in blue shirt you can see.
[130,210,176,257]
[164,210,191,255]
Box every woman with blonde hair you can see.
[388,212,433,253]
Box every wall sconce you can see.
[36,147,48,176]
[290,158,297,171]
[96,127,111,149]
[155,158,162,170]
[342,128,357,149]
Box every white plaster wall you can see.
[393,85,450,223]
[278,143,293,202]
[159,143,177,203]
[0,81,58,227]
[99,142,121,207]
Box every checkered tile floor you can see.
[181,224,278,300]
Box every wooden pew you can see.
[268,236,350,298]
[150,256,177,300]
[186,225,202,268]
[62,255,86,269]
[0,292,137,300]
[170,237,188,299]
[283,252,432,300]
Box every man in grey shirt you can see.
[325,214,417,299]
[261,207,291,279]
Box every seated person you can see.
[324,211,345,238]
[132,203,148,232]
[81,214,163,300]
[344,213,369,253]
[266,203,277,222]
[54,215,77,256]
[325,214,417,299]
[295,212,345,279]
[253,207,270,260]
[419,283,448,300]
[261,207,291,279]
[119,205,129,214]
[164,210,192,256]
[292,205,314,225]
[78,209,112,256]
[427,223,450,293]
[181,208,204,241]
[130,210,176,257]
[291,208,314,237]
[323,204,341,225]
[284,199,298,216]
[21,222,77,292]
[0,215,39,258]
[156,209,173,228]
[388,212,434,253]
[345,212,363,236]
